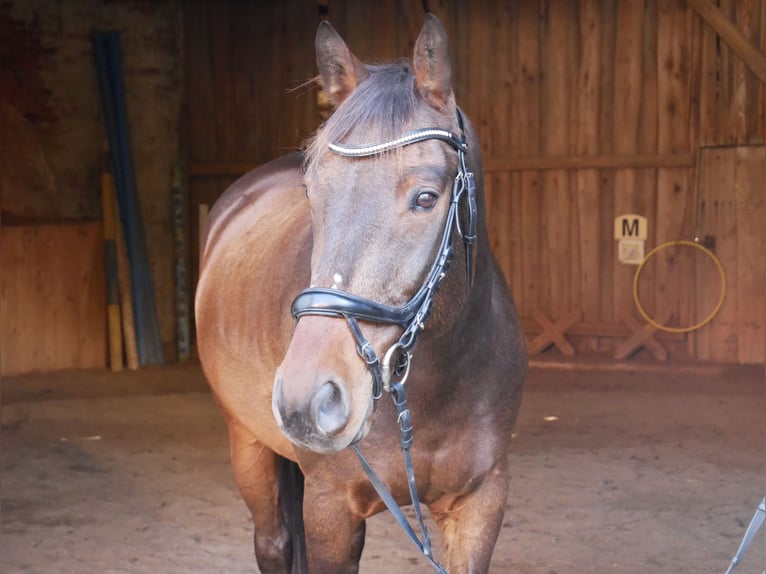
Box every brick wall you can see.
[1,0,182,358]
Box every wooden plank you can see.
[686,0,766,82]
[612,0,646,324]
[515,0,543,321]
[521,316,686,340]
[635,0,660,348]
[734,145,765,363]
[101,168,123,372]
[596,0,617,345]
[697,0,720,145]
[189,154,697,177]
[113,179,139,371]
[540,0,575,319]
[695,147,738,362]
[281,0,319,152]
[574,0,602,353]
[656,0,695,338]
[484,153,695,171]
[0,223,106,376]
[486,1,520,300]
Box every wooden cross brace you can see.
[613,311,669,361]
[527,309,582,356]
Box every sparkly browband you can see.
[329,128,466,157]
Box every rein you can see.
[291,110,476,573]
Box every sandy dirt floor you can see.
[1,361,764,573]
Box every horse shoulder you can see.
[196,152,311,459]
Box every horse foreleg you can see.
[301,478,366,574]
[429,457,510,573]
[229,427,299,573]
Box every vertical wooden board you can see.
[396,0,423,56]
[210,2,233,161]
[594,0,616,345]
[464,2,494,158]
[516,0,542,319]
[343,1,386,62]
[573,0,601,350]
[738,0,764,143]
[491,172,519,300]
[184,2,218,163]
[734,146,765,363]
[261,2,285,161]
[695,0,719,146]
[540,0,575,319]
[694,148,737,362]
[637,0,660,324]
[656,0,695,335]
[484,1,517,297]
[612,0,645,320]
[0,223,106,375]
[502,1,523,305]
[280,0,320,152]
[508,172,524,307]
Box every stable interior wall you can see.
[1,0,182,371]
[183,0,765,365]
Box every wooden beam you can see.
[527,309,582,356]
[189,162,257,177]
[190,154,696,178]
[686,0,766,84]
[613,311,669,361]
[521,317,686,340]
[484,153,694,172]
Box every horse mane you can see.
[304,60,419,173]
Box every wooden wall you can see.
[0,222,106,375]
[184,0,765,364]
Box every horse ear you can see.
[413,14,454,111]
[315,21,369,108]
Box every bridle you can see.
[290,109,476,574]
[291,109,476,399]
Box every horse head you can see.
[272,14,484,455]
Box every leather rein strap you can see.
[290,111,475,573]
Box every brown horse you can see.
[195,14,526,574]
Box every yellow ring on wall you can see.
[632,240,726,334]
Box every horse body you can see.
[196,15,526,574]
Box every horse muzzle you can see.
[272,317,375,454]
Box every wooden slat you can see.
[573,0,602,353]
[686,0,766,82]
[734,145,765,363]
[695,147,738,362]
[521,316,686,340]
[612,0,646,325]
[484,153,695,171]
[656,0,696,336]
[189,154,697,178]
[541,0,575,320]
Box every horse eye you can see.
[414,191,438,210]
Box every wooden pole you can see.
[105,169,139,371]
[101,159,123,373]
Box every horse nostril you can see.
[312,380,349,436]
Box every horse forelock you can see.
[304,61,429,175]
